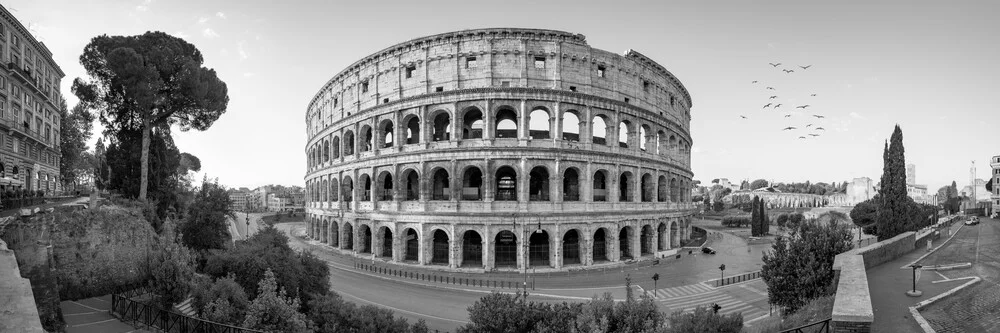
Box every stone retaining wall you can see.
[0,238,44,332]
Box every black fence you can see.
[356,262,535,290]
[778,318,831,333]
[110,289,264,333]
[716,270,762,287]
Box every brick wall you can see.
[833,320,871,333]
[854,231,915,269]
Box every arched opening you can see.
[494,230,517,268]
[462,167,482,200]
[461,230,483,268]
[495,108,518,138]
[657,222,666,251]
[640,225,653,255]
[360,125,373,152]
[619,172,633,202]
[322,140,330,162]
[380,227,393,258]
[432,230,449,265]
[593,170,608,202]
[402,169,419,200]
[495,166,517,201]
[669,135,677,152]
[329,222,339,247]
[432,112,451,141]
[404,228,419,261]
[641,173,654,202]
[359,174,372,201]
[320,219,328,243]
[344,131,355,155]
[562,111,580,142]
[563,229,580,265]
[618,121,631,148]
[405,116,420,144]
[670,178,679,202]
[332,136,341,158]
[377,171,393,201]
[619,226,633,259]
[528,230,550,267]
[593,228,608,262]
[321,179,328,202]
[528,108,550,139]
[432,168,451,200]
[380,120,394,148]
[360,225,372,253]
[657,176,667,202]
[592,115,608,145]
[462,108,484,139]
[342,176,354,202]
[670,222,679,249]
[342,223,353,250]
[656,130,666,155]
[639,125,650,151]
[563,168,580,201]
[528,166,549,201]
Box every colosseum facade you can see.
[304,28,696,272]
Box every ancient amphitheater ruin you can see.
[304,28,697,271]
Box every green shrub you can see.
[721,215,751,228]
[776,214,789,228]
[667,305,743,333]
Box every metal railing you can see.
[110,290,264,333]
[716,270,762,287]
[778,318,831,333]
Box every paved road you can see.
[918,216,1000,332]
[61,295,151,333]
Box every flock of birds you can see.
[740,62,828,140]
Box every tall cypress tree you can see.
[876,125,908,240]
[751,196,761,236]
[761,198,770,235]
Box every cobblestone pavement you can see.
[919,216,1000,333]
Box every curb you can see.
[902,223,965,269]
[908,276,981,333]
[922,263,972,271]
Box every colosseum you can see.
[304,28,696,272]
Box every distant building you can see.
[847,177,875,205]
[906,164,916,185]
[960,179,990,202]
[991,155,999,215]
[228,190,251,212]
[903,165,932,204]
[714,178,741,191]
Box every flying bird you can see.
[752,80,758,84]
[796,105,810,109]
[774,104,782,108]
[769,95,778,99]
[763,103,773,108]
[783,126,797,131]
[809,134,820,137]
[810,94,817,96]
[799,136,806,139]
[812,114,825,118]
[766,87,776,90]
[783,69,795,73]
[740,115,748,119]
[769,62,782,67]
[784,114,792,118]
[815,127,826,130]
[806,124,813,128]
[800,65,812,69]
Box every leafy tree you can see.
[148,219,195,309]
[73,31,229,201]
[750,196,761,236]
[750,179,769,190]
[181,178,234,252]
[760,198,770,235]
[986,178,993,193]
[875,126,909,240]
[105,128,182,225]
[712,201,725,212]
[59,102,95,192]
[776,214,789,228]
[740,179,750,190]
[94,139,109,192]
[666,305,743,333]
[850,198,879,235]
[192,273,249,325]
[307,292,427,333]
[761,217,853,314]
[242,269,313,332]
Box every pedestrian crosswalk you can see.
[653,282,770,321]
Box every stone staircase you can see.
[173,297,196,316]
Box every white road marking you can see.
[69,300,104,312]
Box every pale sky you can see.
[9,0,999,192]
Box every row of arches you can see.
[307,217,689,269]
[306,164,691,204]
[308,105,691,169]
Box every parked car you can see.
[964,217,979,226]
[702,247,717,255]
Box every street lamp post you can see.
[718,264,726,287]
[906,264,923,297]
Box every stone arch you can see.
[461,230,483,268]
[342,222,354,250]
[378,118,394,148]
[378,226,393,258]
[360,124,373,152]
[431,110,451,141]
[341,176,354,202]
[619,171,634,202]
[431,229,450,265]
[321,179,329,202]
[668,135,677,152]
[403,114,420,144]
[462,106,485,139]
[593,169,609,202]
[640,224,654,255]
[344,130,355,155]
[401,168,419,200]
[494,107,518,139]
[461,166,484,201]
[494,230,518,267]
[562,110,581,142]
[670,220,679,249]
[619,226,633,259]
[322,139,330,162]
[320,218,328,243]
[563,167,581,201]
[431,167,451,200]
[593,227,609,262]
[403,227,420,261]
[670,177,679,203]
[641,173,654,202]
[528,107,551,139]
[656,130,667,155]
[358,224,372,253]
[657,175,667,202]
[495,165,518,201]
[592,114,609,145]
[562,229,581,265]
[329,220,339,247]
[358,173,372,201]
[528,165,550,201]
[331,136,341,158]
[618,120,632,148]
[657,222,666,251]
[528,230,550,267]
[639,124,652,151]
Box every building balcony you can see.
[0,118,53,147]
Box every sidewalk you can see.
[61,295,150,333]
[867,246,967,332]
[0,196,88,218]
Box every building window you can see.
[361,81,369,93]
[534,56,545,69]
[624,97,630,103]
[405,65,416,78]
[435,86,444,92]
[643,80,650,92]
[569,86,577,92]
[501,81,510,87]
[466,56,477,68]
[670,96,675,106]
[382,98,389,104]
[597,65,606,77]
[333,98,338,107]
